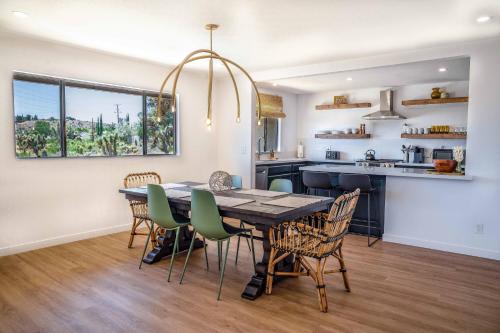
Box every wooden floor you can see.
[1,230,499,333]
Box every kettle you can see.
[365,149,376,161]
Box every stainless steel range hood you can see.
[362,89,406,120]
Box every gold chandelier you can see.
[157,24,263,127]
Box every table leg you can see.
[142,225,204,264]
[241,223,295,300]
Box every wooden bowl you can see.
[434,159,457,173]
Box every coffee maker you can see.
[410,146,425,163]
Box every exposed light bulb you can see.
[206,118,211,126]
[476,16,491,23]
[12,11,28,18]
[438,67,447,72]
[257,119,262,126]
[346,77,353,81]
[272,83,278,87]
[236,116,240,123]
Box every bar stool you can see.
[337,174,380,247]
[302,171,334,196]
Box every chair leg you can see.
[265,247,277,295]
[293,255,302,273]
[235,235,241,266]
[139,221,153,269]
[315,258,328,312]
[241,221,252,250]
[179,230,197,284]
[217,241,222,271]
[217,238,230,301]
[128,217,137,248]
[337,247,351,292]
[203,237,209,271]
[167,227,180,282]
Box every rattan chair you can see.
[265,189,360,312]
[124,172,162,248]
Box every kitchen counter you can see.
[395,162,435,168]
[255,158,356,165]
[300,164,472,181]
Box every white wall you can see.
[0,33,219,255]
[213,76,254,187]
[296,81,468,161]
[252,37,500,260]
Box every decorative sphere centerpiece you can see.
[209,171,233,192]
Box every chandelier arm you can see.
[171,49,219,110]
[216,57,263,123]
[213,57,240,122]
[158,51,241,123]
[157,49,215,117]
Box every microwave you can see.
[432,149,453,160]
[432,149,466,163]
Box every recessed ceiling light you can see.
[272,83,278,87]
[12,11,29,18]
[438,67,447,72]
[346,77,353,81]
[476,16,491,23]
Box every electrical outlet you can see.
[475,224,484,234]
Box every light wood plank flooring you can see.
[1,230,499,333]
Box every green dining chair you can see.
[230,174,252,265]
[269,178,293,193]
[140,184,208,282]
[231,175,242,189]
[180,189,257,300]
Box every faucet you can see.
[257,137,264,160]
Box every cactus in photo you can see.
[97,133,118,156]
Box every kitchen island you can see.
[298,164,472,243]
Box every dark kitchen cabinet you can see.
[255,162,305,193]
[255,160,386,237]
[255,166,268,190]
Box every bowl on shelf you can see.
[343,128,352,134]
[433,159,457,173]
[351,128,360,134]
[331,130,341,135]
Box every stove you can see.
[355,159,402,168]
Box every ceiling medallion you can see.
[157,24,263,127]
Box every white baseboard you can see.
[383,233,500,261]
[0,224,131,257]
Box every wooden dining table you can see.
[119,181,335,300]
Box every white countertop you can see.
[300,164,472,181]
[395,162,435,168]
[255,158,356,165]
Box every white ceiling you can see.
[258,57,471,94]
[0,0,499,72]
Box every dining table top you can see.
[119,181,335,225]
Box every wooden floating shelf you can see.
[315,103,372,110]
[401,97,468,106]
[401,133,467,139]
[315,133,371,139]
